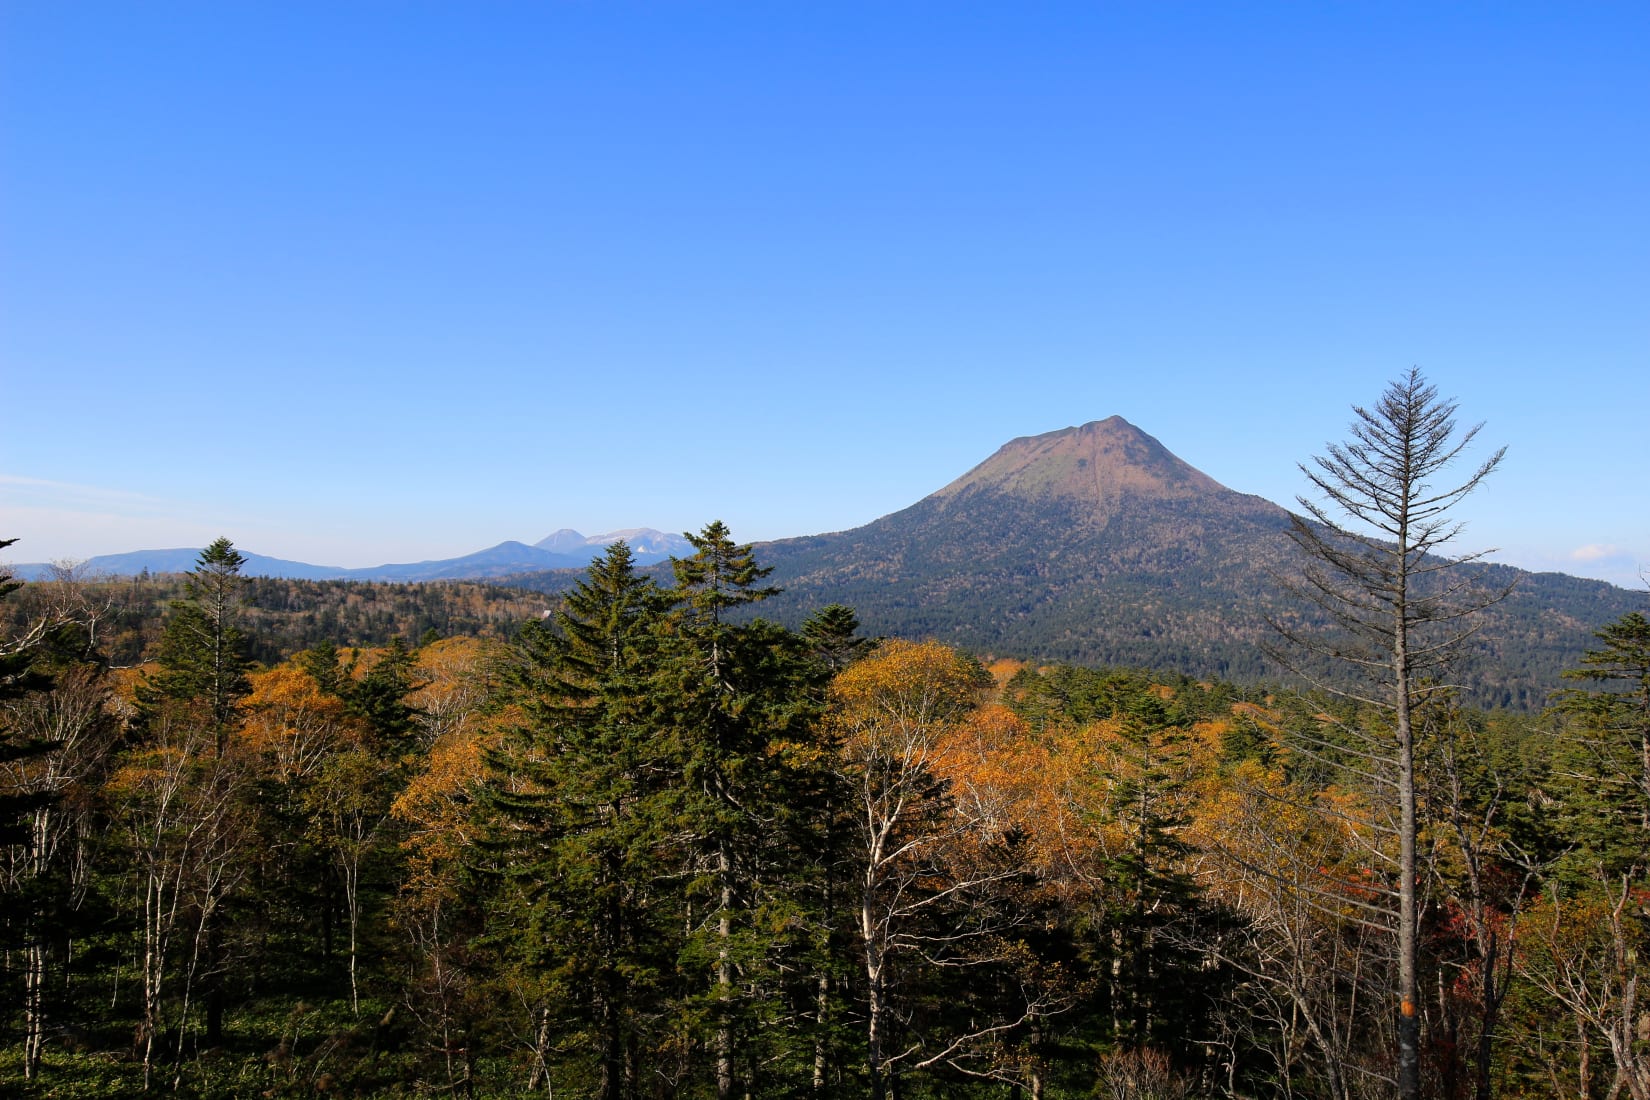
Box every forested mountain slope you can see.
[744,418,1639,708]
[15,419,1630,707]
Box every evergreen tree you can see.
[481,541,675,1098]
[343,635,424,750]
[1551,610,1650,871]
[1522,617,1650,1100]
[131,538,257,1054]
[1096,691,1211,1054]
[653,522,824,1098]
[297,638,347,698]
[800,604,874,676]
[0,540,54,848]
[1,541,62,1081]
[143,537,251,752]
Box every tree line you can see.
[1,527,1646,1097]
[0,567,547,670]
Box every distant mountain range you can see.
[5,529,694,583]
[8,420,1641,708]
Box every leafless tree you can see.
[1274,368,1507,1100]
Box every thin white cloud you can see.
[1571,543,1624,563]
[0,474,231,563]
[0,473,170,516]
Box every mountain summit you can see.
[931,417,1230,518]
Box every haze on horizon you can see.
[2,3,1646,588]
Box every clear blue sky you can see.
[3,2,1646,587]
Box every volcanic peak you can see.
[930,416,1231,514]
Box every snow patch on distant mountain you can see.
[532,528,693,559]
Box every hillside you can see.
[742,418,1639,708]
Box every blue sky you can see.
[2,2,1646,588]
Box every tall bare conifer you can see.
[1278,368,1506,1100]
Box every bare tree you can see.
[1276,368,1507,1100]
[1190,758,1395,1100]
[43,560,120,661]
[1,543,118,1079]
[111,706,254,1089]
[3,663,115,1079]
[1518,875,1650,1100]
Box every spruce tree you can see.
[0,541,60,1081]
[0,540,54,847]
[1551,611,1650,875]
[343,635,424,750]
[133,537,257,1052]
[144,537,251,753]
[482,541,674,1098]
[654,522,824,1098]
[801,603,874,676]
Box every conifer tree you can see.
[1099,691,1204,1049]
[343,635,424,750]
[1552,610,1650,866]
[144,537,251,752]
[1519,614,1650,1100]
[1280,370,1506,1100]
[0,540,64,1081]
[801,603,874,676]
[654,522,822,1098]
[131,538,258,1055]
[798,603,872,1089]
[0,540,54,848]
[482,541,674,1098]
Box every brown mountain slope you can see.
[931,416,1233,514]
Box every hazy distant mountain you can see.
[5,528,693,583]
[534,529,596,555]
[745,417,1640,709]
[6,548,357,582]
[533,528,693,560]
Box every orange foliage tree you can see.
[830,640,1055,1097]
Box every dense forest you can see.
[2,519,1646,1098]
[0,566,549,669]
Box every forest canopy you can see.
[2,518,1647,1098]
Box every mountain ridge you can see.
[4,528,694,583]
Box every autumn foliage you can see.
[2,537,1647,1098]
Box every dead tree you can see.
[1273,368,1507,1100]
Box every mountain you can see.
[533,528,692,560]
[7,421,1638,708]
[745,417,1640,709]
[5,528,693,583]
[752,417,1296,672]
[6,548,358,582]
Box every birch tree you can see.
[830,641,1038,1099]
